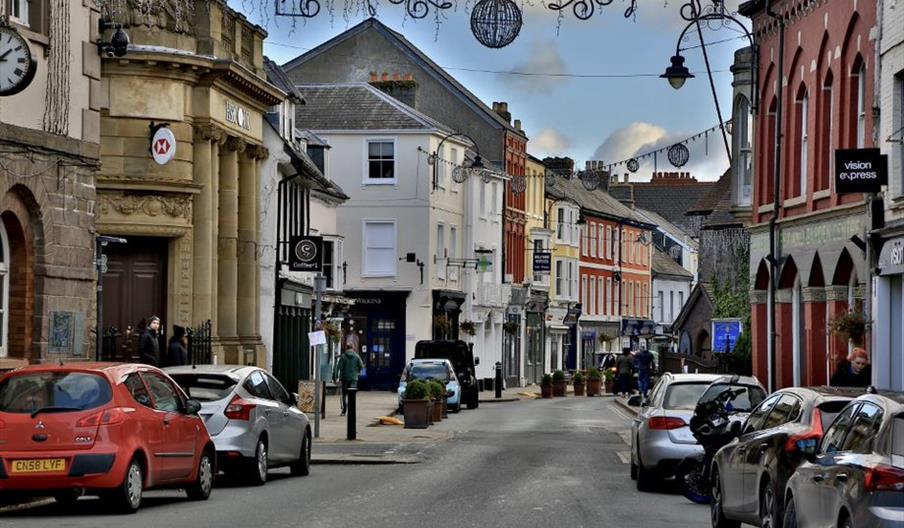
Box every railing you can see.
[187,319,213,366]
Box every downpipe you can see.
[766,0,784,394]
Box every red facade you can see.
[504,131,527,283]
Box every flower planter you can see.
[573,382,585,397]
[540,385,552,398]
[426,401,434,425]
[604,379,615,394]
[552,380,567,397]
[441,397,448,418]
[403,399,430,429]
[587,378,602,396]
[432,399,443,422]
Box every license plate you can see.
[10,458,66,474]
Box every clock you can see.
[0,24,37,97]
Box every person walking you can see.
[830,347,872,387]
[615,348,634,397]
[166,325,189,367]
[333,346,365,416]
[635,347,655,399]
[138,316,161,366]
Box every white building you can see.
[295,83,471,390]
[651,249,694,330]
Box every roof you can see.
[297,129,330,148]
[610,181,715,232]
[296,83,453,132]
[264,57,303,103]
[695,170,743,230]
[672,282,714,331]
[635,208,698,247]
[547,176,655,228]
[652,248,694,280]
[282,17,526,138]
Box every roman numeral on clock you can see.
[13,68,23,78]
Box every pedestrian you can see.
[635,347,655,399]
[166,325,189,367]
[830,347,872,387]
[333,346,365,415]
[615,347,634,397]
[138,315,161,366]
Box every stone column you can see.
[802,286,827,386]
[192,125,225,328]
[237,146,264,339]
[210,137,221,336]
[217,137,243,340]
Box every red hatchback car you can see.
[0,363,215,513]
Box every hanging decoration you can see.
[511,174,527,194]
[388,0,452,19]
[452,165,468,184]
[580,170,600,191]
[275,0,322,18]
[626,158,639,173]
[667,143,690,168]
[470,0,522,49]
[547,0,636,21]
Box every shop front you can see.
[873,235,904,391]
[524,291,548,385]
[344,291,409,390]
[580,321,620,370]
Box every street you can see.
[0,397,709,528]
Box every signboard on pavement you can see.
[834,148,888,193]
[712,319,743,354]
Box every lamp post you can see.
[430,131,488,191]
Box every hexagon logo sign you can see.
[151,127,176,165]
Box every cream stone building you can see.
[97,0,283,365]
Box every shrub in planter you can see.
[830,311,868,346]
[587,368,602,396]
[428,379,446,422]
[402,380,430,429]
[459,320,476,337]
[603,368,616,394]
[572,371,585,396]
[540,374,553,399]
[552,370,567,397]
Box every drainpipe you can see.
[766,0,785,393]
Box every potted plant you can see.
[572,371,585,396]
[321,320,341,343]
[433,315,451,340]
[540,374,553,398]
[552,370,567,397]
[830,311,868,346]
[503,321,519,335]
[460,320,476,337]
[603,368,616,394]
[402,379,430,429]
[587,368,602,396]
[428,379,446,422]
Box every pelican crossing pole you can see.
[313,274,325,439]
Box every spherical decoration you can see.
[580,171,600,191]
[626,158,640,173]
[452,166,468,184]
[511,174,527,194]
[470,0,523,49]
[667,143,690,168]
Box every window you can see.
[125,374,152,408]
[169,373,237,402]
[0,372,113,414]
[679,291,684,308]
[761,394,802,430]
[480,184,487,218]
[658,291,664,321]
[606,278,612,316]
[265,373,293,406]
[363,221,397,277]
[569,261,578,299]
[598,227,605,260]
[589,278,596,315]
[322,238,344,290]
[437,146,447,189]
[736,96,753,205]
[797,88,809,196]
[743,394,781,434]
[570,210,579,245]
[556,208,565,241]
[365,140,395,183]
[449,227,458,281]
[856,63,866,148]
[581,276,588,306]
[670,291,675,321]
[605,227,612,259]
[820,404,858,455]
[243,371,273,400]
[842,403,883,453]
[821,72,834,191]
[590,224,597,258]
[10,0,28,26]
[143,372,183,413]
[556,260,566,297]
[627,282,634,316]
[436,224,445,279]
[598,277,604,315]
[491,182,499,215]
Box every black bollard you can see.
[494,361,503,399]
[346,387,357,440]
[321,381,326,419]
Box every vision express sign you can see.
[835,148,887,193]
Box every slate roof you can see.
[281,17,526,139]
[652,248,694,280]
[264,57,303,103]
[609,181,714,233]
[695,171,742,230]
[295,83,454,132]
[547,177,655,228]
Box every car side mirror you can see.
[475,357,480,366]
[185,398,202,416]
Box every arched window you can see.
[764,97,778,205]
[849,58,867,148]
[734,95,753,205]
[0,220,8,358]
[856,62,866,148]
[796,87,810,197]
[820,71,834,191]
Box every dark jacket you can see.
[333,350,365,384]
[635,350,654,373]
[615,354,634,375]
[830,362,871,387]
[166,325,188,367]
[138,329,160,366]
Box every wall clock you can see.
[0,21,37,97]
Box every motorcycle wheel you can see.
[680,462,713,505]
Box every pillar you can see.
[826,285,851,369]
[192,125,223,327]
[750,290,768,382]
[802,287,828,386]
[775,288,794,388]
[217,137,242,340]
[237,149,258,339]
[210,137,220,336]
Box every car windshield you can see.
[698,383,765,412]
[817,400,851,430]
[663,383,712,410]
[0,372,113,414]
[407,364,450,382]
[170,374,237,402]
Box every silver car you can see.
[783,392,904,528]
[630,372,765,491]
[166,365,311,485]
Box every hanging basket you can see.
[829,311,868,346]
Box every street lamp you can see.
[431,131,490,190]
[660,55,694,90]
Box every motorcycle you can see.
[677,376,746,504]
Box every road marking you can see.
[610,404,636,423]
[616,451,631,464]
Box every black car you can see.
[414,340,479,409]
[710,386,863,528]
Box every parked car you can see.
[397,359,461,412]
[165,365,311,485]
[782,391,904,528]
[630,372,765,491]
[414,340,479,409]
[710,386,863,528]
[0,363,214,513]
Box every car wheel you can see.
[109,457,143,514]
[782,496,798,528]
[711,467,740,528]
[246,437,268,486]
[290,428,312,477]
[760,479,782,528]
[839,513,853,528]
[186,451,213,501]
[53,489,82,507]
[635,446,657,492]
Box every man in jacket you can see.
[138,316,161,366]
[615,348,634,398]
[333,346,365,416]
[166,325,189,367]
[634,347,655,399]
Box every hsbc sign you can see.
[151,126,176,165]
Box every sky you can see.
[232,0,749,181]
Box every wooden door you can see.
[102,237,168,361]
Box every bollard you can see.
[321,381,326,420]
[494,361,503,399]
[346,387,357,440]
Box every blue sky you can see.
[238,0,748,181]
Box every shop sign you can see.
[712,319,742,354]
[289,236,323,272]
[834,148,888,193]
[151,126,176,165]
[878,237,904,276]
[225,99,252,130]
[563,304,582,325]
[532,252,551,273]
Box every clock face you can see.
[0,26,36,97]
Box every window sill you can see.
[783,196,807,208]
[757,203,774,213]
[361,273,397,278]
[362,179,397,186]
[812,189,831,200]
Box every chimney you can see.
[369,72,418,109]
[493,101,512,124]
[542,156,575,177]
[623,174,629,183]
[514,119,522,132]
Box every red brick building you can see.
[742,0,877,389]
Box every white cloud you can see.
[591,121,729,181]
[532,128,571,155]
[501,40,568,93]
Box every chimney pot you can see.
[514,119,521,131]
[382,72,389,81]
[369,72,378,82]
[623,174,629,183]
[405,73,414,81]
[392,73,400,81]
